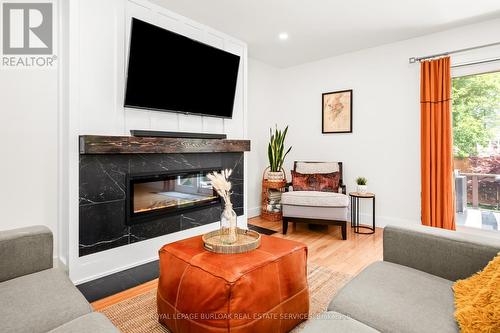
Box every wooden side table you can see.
[261,179,287,221]
[349,192,376,234]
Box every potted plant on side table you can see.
[356,177,368,193]
[267,125,292,182]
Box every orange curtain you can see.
[420,57,456,230]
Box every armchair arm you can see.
[383,225,500,281]
[0,225,53,282]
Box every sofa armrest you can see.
[383,225,500,281]
[0,225,53,282]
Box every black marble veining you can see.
[79,152,244,257]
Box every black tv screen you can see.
[125,18,240,118]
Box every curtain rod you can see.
[408,41,500,64]
[452,56,500,68]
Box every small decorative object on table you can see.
[356,176,367,193]
[204,169,261,254]
[267,125,292,182]
[207,169,238,244]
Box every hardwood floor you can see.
[91,216,383,310]
[251,217,383,276]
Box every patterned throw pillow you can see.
[291,171,340,192]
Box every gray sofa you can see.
[0,226,119,333]
[302,224,500,333]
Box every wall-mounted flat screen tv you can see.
[125,18,241,118]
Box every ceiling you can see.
[153,0,500,68]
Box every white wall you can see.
[0,70,59,246]
[66,0,248,283]
[0,0,60,261]
[247,18,500,227]
[247,59,281,217]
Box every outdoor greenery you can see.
[452,71,500,158]
[268,125,292,172]
[356,177,367,185]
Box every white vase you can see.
[267,171,284,182]
[357,185,368,193]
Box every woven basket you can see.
[264,167,286,182]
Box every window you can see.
[452,70,500,231]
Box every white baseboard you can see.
[247,206,261,218]
[356,212,419,229]
[70,217,248,285]
[74,256,159,285]
[70,221,222,284]
[53,256,68,273]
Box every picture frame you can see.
[322,89,353,133]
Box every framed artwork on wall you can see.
[322,89,353,133]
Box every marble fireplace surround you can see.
[79,135,250,257]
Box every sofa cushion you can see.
[328,261,459,333]
[48,312,119,333]
[301,311,379,332]
[283,205,348,221]
[282,191,349,207]
[0,268,92,333]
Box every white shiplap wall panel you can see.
[205,32,225,49]
[119,0,247,138]
[149,111,180,132]
[223,41,246,139]
[79,0,124,135]
[178,114,203,132]
[124,108,151,132]
[69,0,247,283]
[202,116,224,134]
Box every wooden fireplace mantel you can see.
[79,135,251,154]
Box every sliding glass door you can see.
[452,70,500,231]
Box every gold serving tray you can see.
[203,228,261,254]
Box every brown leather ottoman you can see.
[157,234,309,333]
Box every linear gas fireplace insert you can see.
[126,168,221,225]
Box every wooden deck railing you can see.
[459,172,500,208]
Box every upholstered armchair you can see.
[281,161,349,239]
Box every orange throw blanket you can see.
[453,252,500,332]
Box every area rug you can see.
[98,264,351,333]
